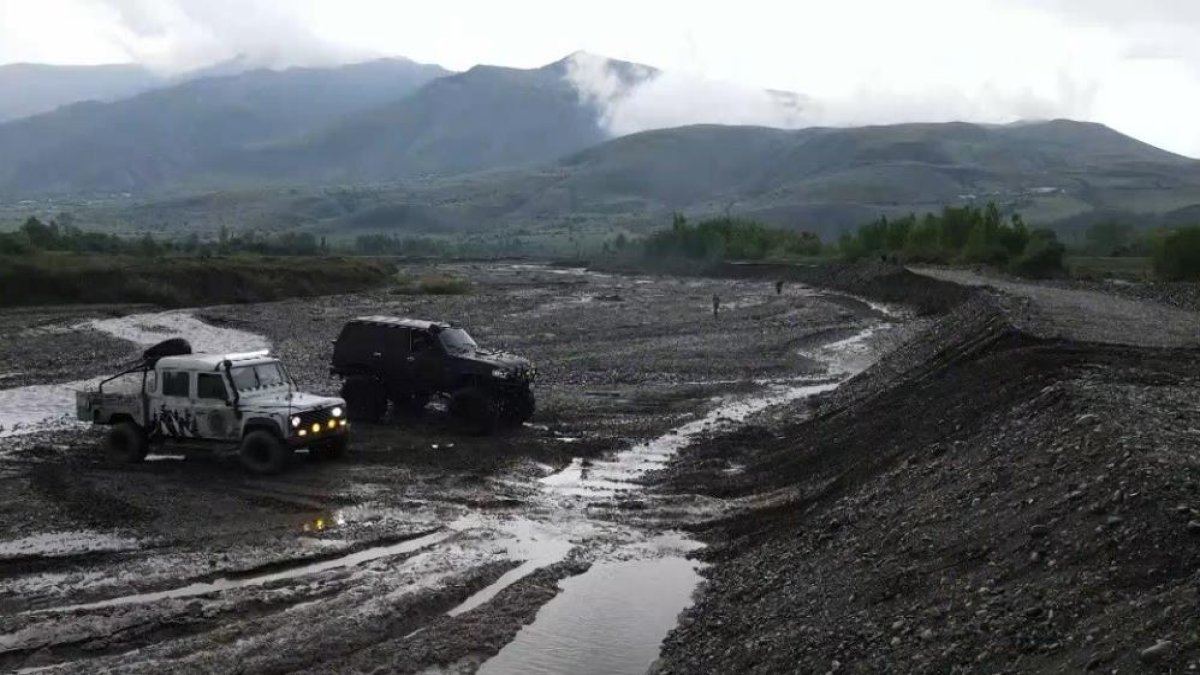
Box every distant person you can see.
[712,293,720,319]
[775,280,784,295]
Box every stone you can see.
[1139,640,1174,663]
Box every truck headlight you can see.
[291,416,301,428]
[331,406,343,418]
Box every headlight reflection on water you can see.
[302,511,348,533]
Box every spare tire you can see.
[143,338,192,364]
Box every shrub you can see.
[1152,226,1200,281]
[1011,229,1065,278]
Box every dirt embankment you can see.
[656,271,1200,673]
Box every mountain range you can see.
[1,53,1198,239]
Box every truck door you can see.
[408,330,443,391]
[155,370,198,438]
[195,372,238,440]
[381,326,412,392]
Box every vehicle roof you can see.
[157,352,276,371]
[349,316,451,331]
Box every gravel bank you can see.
[655,274,1200,673]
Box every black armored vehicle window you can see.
[438,328,477,353]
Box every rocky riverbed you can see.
[4,260,1196,674]
[0,262,903,673]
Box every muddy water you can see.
[472,323,886,675]
[480,549,702,675]
[0,311,268,437]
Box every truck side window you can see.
[162,371,190,397]
[411,331,433,353]
[197,373,228,400]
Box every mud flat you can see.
[655,268,1200,673]
[0,262,906,673]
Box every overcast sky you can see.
[1,0,1198,157]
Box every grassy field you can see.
[1065,255,1152,281]
[0,254,394,307]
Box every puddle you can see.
[38,529,450,613]
[0,310,269,438]
[478,552,702,675]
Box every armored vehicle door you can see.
[153,369,200,438]
[380,326,412,385]
[408,329,444,390]
[194,372,239,440]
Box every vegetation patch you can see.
[0,255,393,307]
[391,272,472,295]
[1153,226,1200,281]
[838,203,1066,277]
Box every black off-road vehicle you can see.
[330,316,536,434]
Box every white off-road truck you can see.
[76,339,348,475]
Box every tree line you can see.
[836,203,1065,277]
[0,217,335,257]
[612,214,822,262]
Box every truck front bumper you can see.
[288,419,349,447]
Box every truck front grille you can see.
[297,408,332,429]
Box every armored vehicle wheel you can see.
[500,388,536,427]
[239,430,292,475]
[390,392,431,417]
[449,386,500,436]
[310,435,349,461]
[105,422,149,464]
[341,376,386,422]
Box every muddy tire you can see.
[105,422,148,464]
[309,434,349,461]
[449,386,500,436]
[341,376,387,422]
[499,388,536,427]
[239,430,292,475]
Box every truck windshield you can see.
[230,362,291,392]
[438,328,477,353]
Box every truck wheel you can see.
[239,430,292,475]
[500,389,536,427]
[449,386,500,436]
[391,393,431,417]
[105,422,148,464]
[310,435,349,461]
[341,376,386,422]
